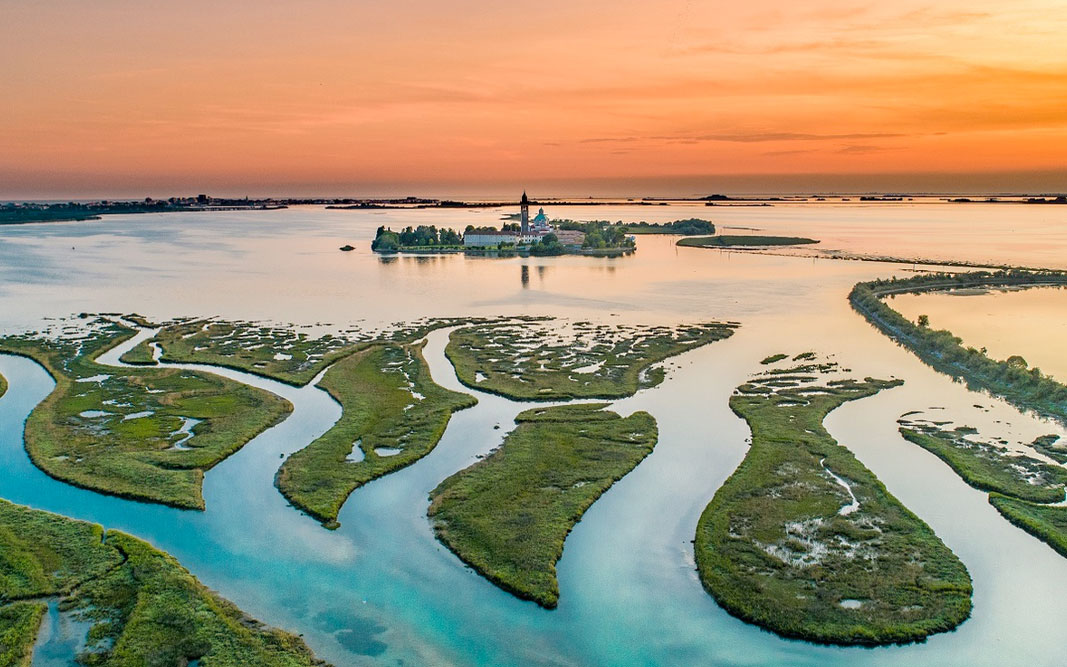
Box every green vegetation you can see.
[0,601,46,667]
[371,225,463,252]
[851,270,1067,424]
[695,361,972,645]
[677,235,819,248]
[277,343,476,528]
[446,319,736,400]
[619,218,715,235]
[0,318,292,509]
[898,419,1067,503]
[428,404,657,608]
[760,353,788,365]
[894,414,1067,561]
[122,318,369,386]
[0,499,324,666]
[122,317,485,386]
[0,371,6,400]
[527,233,566,256]
[989,495,1067,560]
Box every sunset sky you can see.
[3,0,1066,198]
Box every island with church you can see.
[371,192,637,257]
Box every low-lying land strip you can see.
[898,417,1067,503]
[428,404,657,608]
[122,317,488,386]
[446,319,737,400]
[695,360,972,645]
[988,495,1067,560]
[0,499,324,666]
[897,415,1067,561]
[0,318,292,509]
[618,218,715,235]
[276,343,476,528]
[677,235,819,248]
[121,318,370,386]
[0,370,6,400]
[850,270,1067,424]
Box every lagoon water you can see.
[2,202,1067,665]
[890,286,1067,383]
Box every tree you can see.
[917,314,929,327]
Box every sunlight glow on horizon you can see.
[2,0,1066,197]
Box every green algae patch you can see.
[899,419,1067,504]
[0,499,325,666]
[0,318,292,510]
[428,404,658,608]
[446,319,736,400]
[695,362,972,645]
[989,494,1067,559]
[277,342,476,528]
[677,235,819,248]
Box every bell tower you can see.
[520,191,530,236]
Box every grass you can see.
[677,235,819,248]
[989,494,1067,560]
[694,361,972,645]
[428,404,657,608]
[0,499,325,666]
[898,422,1067,504]
[850,270,1067,425]
[123,317,492,386]
[0,602,47,667]
[276,343,476,528]
[120,318,368,386]
[445,319,736,400]
[0,318,292,510]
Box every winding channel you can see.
[4,317,1067,665]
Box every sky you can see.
[2,0,1066,198]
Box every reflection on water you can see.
[0,204,1066,666]
[891,286,1067,382]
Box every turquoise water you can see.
[1,204,1067,665]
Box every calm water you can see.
[1,203,1066,666]
[891,287,1067,382]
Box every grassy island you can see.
[695,361,972,645]
[446,320,736,400]
[428,404,657,608]
[121,318,369,386]
[899,418,1067,503]
[0,499,324,666]
[0,319,292,510]
[851,270,1067,425]
[0,371,6,400]
[677,235,819,248]
[277,343,476,528]
[123,317,488,386]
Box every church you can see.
[463,192,585,249]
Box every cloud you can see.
[580,131,905,146]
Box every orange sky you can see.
[2,1,1066,197]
